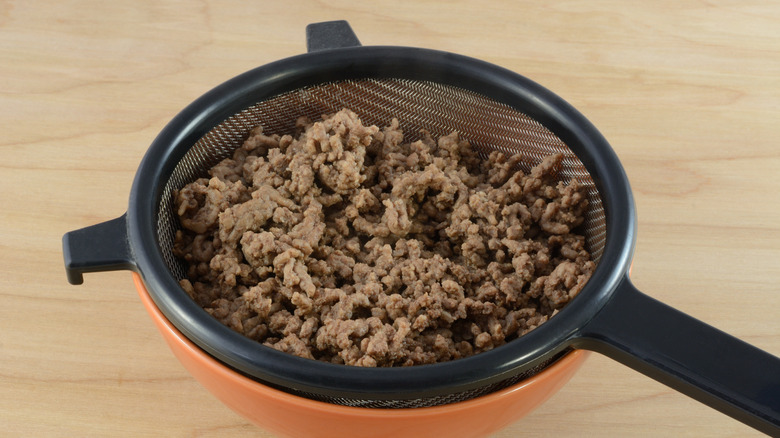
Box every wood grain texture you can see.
[1,1,778,436]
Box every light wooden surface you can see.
[1,1,778,436]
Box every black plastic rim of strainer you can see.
[125,44,633,398]
[63,21,780,436]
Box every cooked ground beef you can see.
[173,109,595,366]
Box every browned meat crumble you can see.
[173,109,595,367]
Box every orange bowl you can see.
[133,272,588,438]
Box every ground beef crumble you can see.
[173,109,595,367]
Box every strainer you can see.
[63,21,780,435]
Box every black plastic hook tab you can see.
[576,276,780,436]
[63,213,137,285]
[306,20,362,53]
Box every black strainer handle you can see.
[305,20,362,52]
[62,214,137,285]
[576,276,780,436]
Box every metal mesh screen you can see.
[155,78,605,407]
[290,350,566,408]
